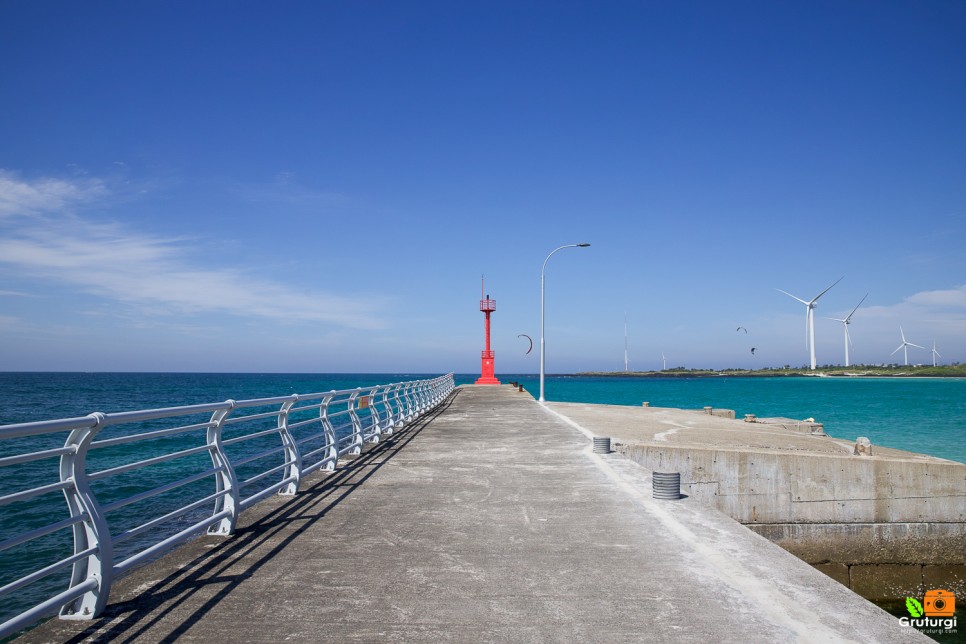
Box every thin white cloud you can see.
[859,285,966,321]
[905,285,966,309]
[0,170,108,219]
[0,172,386,329]
[230,173,354,208]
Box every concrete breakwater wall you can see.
[545,401,966,601]
[618,441,966,600]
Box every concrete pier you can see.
[20,386,931,642]
[546,400,966,601]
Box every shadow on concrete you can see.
[50,390,461,644]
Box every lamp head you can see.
[577,243,591,247]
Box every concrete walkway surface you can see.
[19,385,929,643]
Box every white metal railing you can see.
[0,373,455,639]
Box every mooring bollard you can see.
[854,436,873,456]
[592,437,611,454]
[652,472,682,500]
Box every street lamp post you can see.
[539,242,591,403]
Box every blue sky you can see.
[1,1,964,373]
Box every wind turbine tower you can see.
[891,326,925,366]
[777,277,843,370]
[829,293,867,367]
[931,341,941,367]
[623,314,629,372]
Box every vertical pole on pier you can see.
[476,276,500,385]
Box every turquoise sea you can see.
[3,372,962,463]
[1,372,964,639]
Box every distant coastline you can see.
[577,364,966,378]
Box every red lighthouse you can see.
[475,278,500,385]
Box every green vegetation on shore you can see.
[578,364,966,378]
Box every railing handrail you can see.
[0,373,456,639]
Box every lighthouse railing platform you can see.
[0,373,455,639]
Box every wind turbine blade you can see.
[776,288,809,306]
[845,325,853,348]
[891,344,903,356]
[899,326,907,343]
[845,293,868,322]
[810,276,844,304]
[908,342,926,350]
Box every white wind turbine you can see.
[828,293,867,367]
[891,326,925,366]
[777,277,843,370]
[931,341,941,367]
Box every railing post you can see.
[207,402,240,536]
[320,393,338,470]
[416,382,429,412]
[434,376,446,405]
[362,387,382,443]
[431,377,442,406]
[347,389,364,455]
[277,396,301,495]
[391,384,405,428]
[411,381,421,417]
[59,413,112,620]
[413,380,423,418]
[402,382,416,421]
[378,385,394,436]
[444,374,454,400]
